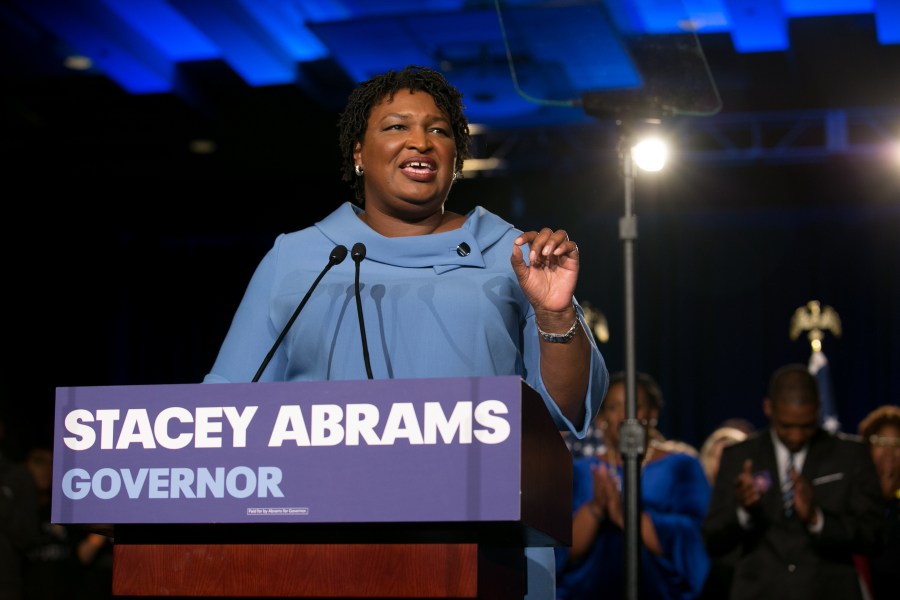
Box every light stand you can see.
[616,120,648,600]
[492,6,721,599]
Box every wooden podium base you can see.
[112,542,526,599]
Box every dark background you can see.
[1,4,899,455]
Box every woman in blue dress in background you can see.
[555,372,711,600]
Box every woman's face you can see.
[353,89,457,219]
[870,422,900,499]
[596,382,658,450]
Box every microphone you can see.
[252,244,348,382]
[351,242,374,379]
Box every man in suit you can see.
[702,363,885,600]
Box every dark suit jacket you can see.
[702,428,885,600]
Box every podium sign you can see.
[52,376,572,597]
[53,376,568,533]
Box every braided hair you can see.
[337,65,472,203]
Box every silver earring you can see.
[452,171,461,182]
[354,164,364,176]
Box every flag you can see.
[809,349,840,433]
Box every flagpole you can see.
[789,300,842,433]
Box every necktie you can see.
[782,452,796,516]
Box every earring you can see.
[452,171,461,182]
[354,164,364,176]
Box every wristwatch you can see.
[537,319,579,343]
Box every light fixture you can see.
[631,136,669,172]
[890,140,900,168]
[189,139,217,155]
[461,157,504,173]
[63,54,92,71]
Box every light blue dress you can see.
[205,201,609,599]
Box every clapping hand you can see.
[790,469,818,525]
[735,459,762,509]
[591,458,624,529]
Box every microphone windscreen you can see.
[331,245,349,264]
[351,242,367,262]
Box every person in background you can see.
[22,445,114,600]
[555,371,711,600]
[703,363,885,600]
[718,417,756,436]
[22,446,78,600]
[203,64,609,600]
[697,425,749,600]
[856,405,900,600]
[699,426,749,486]
[0,413,41,600]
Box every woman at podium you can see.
[204,65,609,600]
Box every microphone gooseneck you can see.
[252,244,348,383]
[351,243,374,380]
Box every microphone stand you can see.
[252,245,347,382]
[617,120,646,600]
[351,243,374,379]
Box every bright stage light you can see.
[631,137,669,172]
[890,141,900,167]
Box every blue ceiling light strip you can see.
[307,17,433,83]
[609,0,732,35]
[723,0,789,52]
[168,0,298,87]
[874,0,900,44]
[674,0,732,34]
[629,0,696,33]
[337,0,464,18]
[103,0,219,62]
[237,0,329,61]
[294,0,354,21]
[783,0,874,17]
[17,0,175,93]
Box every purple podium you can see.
[52,376,572,598]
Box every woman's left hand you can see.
[511,227,589,425]
[510,228,580,313]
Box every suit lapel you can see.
[798,429,832,483]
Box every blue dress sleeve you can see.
[203,235,284,383]
[521,296,608,438]
[643,453,712,598]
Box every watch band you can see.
[537,319,579,343]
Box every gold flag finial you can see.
[580,300,610,344]
[789,300,842,353]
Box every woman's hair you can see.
[858,404,900,440]
[337,65,472,203]
[606,370,664,412]
[699,426,748,481]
